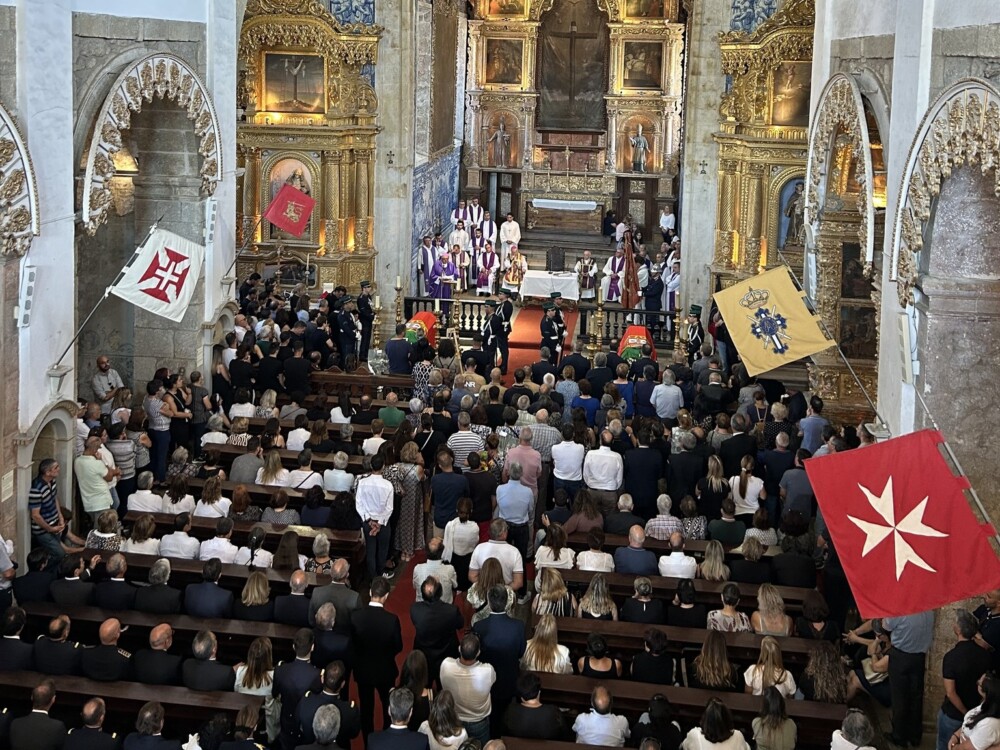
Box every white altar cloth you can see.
[531,198,599,212]
[519,270,580,301]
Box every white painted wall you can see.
[72,0,206,22]
[829,0,897,40]
[933,1,1000,29]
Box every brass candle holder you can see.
[674,296,685,354]
[394,283,404,327]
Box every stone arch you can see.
[80,52,223,235]
[0,100,40,258]
[890,78,1000,308]
[13,400,78,561]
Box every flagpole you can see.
[53,218,162,368]
[221,216,265,295]
[913,389,1000,548]
[773,248,891,435]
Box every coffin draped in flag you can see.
[713,266,832,376]
[265,183,316,238]
[806,429,1000,618]
[110,229,205,323]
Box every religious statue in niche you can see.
[771,62,811,127]
[269,158,314,240]
[485,39,524,85]
[487,118,513,167]
[779,179,805,248]
[263,53,326,114]
[622,42,663,89]
[537,0,609,130]
[629,125,650,173]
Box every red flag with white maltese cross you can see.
[806,429,1000,618]
[110,229,204,323]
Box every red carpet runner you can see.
[506,307,580,376]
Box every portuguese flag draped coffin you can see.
[618,325,655,363]
[405,310,438,347]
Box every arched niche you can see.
[80,53,223,235]
[0,100,40,258]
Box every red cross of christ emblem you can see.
[136,246,192,303]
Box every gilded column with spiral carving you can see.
[242,147,261,247]
[715,160,737,267]
[740,163,765,272]
[355,149,370,251]
[340,150,354,251]
[322,151,341,253]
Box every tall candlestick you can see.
[374,295,380,308]
[434,297,440,313]
[395,275,401,289]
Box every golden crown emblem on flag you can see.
[739,286,770,310]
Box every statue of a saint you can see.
[629,125,650,173]
[783,182,805,247]
[285,167,311,195]
[487,118,512,168]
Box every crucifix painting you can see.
[264,53,325,113]
[537,0,609,130]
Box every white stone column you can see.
[17,0,76,426]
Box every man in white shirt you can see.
[412,537,459,604]
[651,369,684,425]
[127,472,162,513]
[439,633,496,746]
[198,517,239,563]
[158,513,202,559]
[572,686,630,746]
[551,423,585,498]
[362,420,387,456]
[469,518,524,592]
[286,449,324,490]
[285,415,312,453]
[658,531,697,578]
[582,431,623,514]
[659,205,676,242]
[355,454,394,579]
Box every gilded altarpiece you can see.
[711,0,813,292]
[236,0,382,291]
[463,0,684,229]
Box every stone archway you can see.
[0,101,40,258]
[80,52,223,235]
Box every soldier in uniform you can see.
[337,299,360,368]
[550,292,567,356]
[496,288,514,375]
[81,617,132,682]
[33,614,82,675]
[357,281,375,361]
[481,299,503,371]
[686,304,705,366]
[64,697,120,750]
[541,303,561,364]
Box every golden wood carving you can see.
[80,54,223,235]
[0,101,39,258]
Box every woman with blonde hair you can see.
[744,636,796,697]
[227,416,251,447]
[730,454,765,526]
[763,401,795,450]
[235,636,279,741]
[751,583,794,636]
[697,540,730,582]
[521,614,572,674]
[576,573,618,621]
[466,557,514,625]
[696,455,731,520]
[689,629,741,691]
[671,409,694,453]
[256,449,291,487]
[256,390,280,420]
[532,568,576,618]
[122,513,160,554]
[621,576,666,625]
[194,475,232,518]
[234,570,274,621]
[110,388,133,425]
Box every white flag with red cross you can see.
[110,229,205,323]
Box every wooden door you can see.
[616,176,658,242]
[494,172,520,221]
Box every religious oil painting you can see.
[840,304,877,360]
[268,158,314,240]
[778,178,805,250]
[770,61,810,127]
[487,0,526,17]
[622,42,663,90]
[485,39,524,86]
[841,243,874,300]
[263,52,326,114]
[537,0,609,130]
[625,0,667,19]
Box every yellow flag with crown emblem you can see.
[713,266,832,376]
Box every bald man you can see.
[133,623,182,686]
[80,618,132,682]
[309,558,360,635]
[572,686,630,746]
[412,538,458,604]
[274,569,312,627]
[612,525,657,576]
[65,697,119,750]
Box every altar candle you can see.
[434,297,441,312]
[396,275,401,288]
[374,295,380,308]
[597,285,602,305]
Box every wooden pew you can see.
[567,532,779,560]
[213,443,367,474]
[0,671,261,736]
[246,416,398,441]
[309,371,415,399]
[20,601,300,664]
[559,568,811,612]
[547,616,821,668]
[535,672,846,749]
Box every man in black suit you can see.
[719,413,759,479]
[560,341,590,382]
[95,553,137,609]
[350,394,378,426]
[771,551,817,588]
[667,433,705,509]
[606,340,624,373]
[0,606,33,671]
[49,553,99,607]
[503,671,570,741]
[122,701,182,749]
[9,679,66,750]
[133,623,182,686]
[461,335,491,379]
[134,558,182,615]
[472,585,526,734]
[502,369,534,406]
[33,614,82,675]
[410,576,463,689]
[295,661,360,747]
[184,558,233,619]
[12,548,55,604]
[182,629,234,692]
[81,617,132,682]
[296,704,344,750]
[308,559,358,635]
[628,344,659,382]
[312,603,351,679]
[274,570,311,627]
[604,495,646,536]
[65,697,120,750]
[351,577,403,739]
[623,432,665,520]
[367,688,429,750]
[275,628,321,748]
[585,352,614,397]
[530,350,557,386]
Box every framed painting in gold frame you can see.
[624,0,670,21]
[483,38,525,89]
[484,0,528,20]
[621,41,665,91]
[770,61,810,127]
[262,52,326,114]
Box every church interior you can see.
[2,0,1000,747]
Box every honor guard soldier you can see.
[481,299,503,371]
[541,303,561,364]
[357,281,375,361]
[496,288,514,375]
